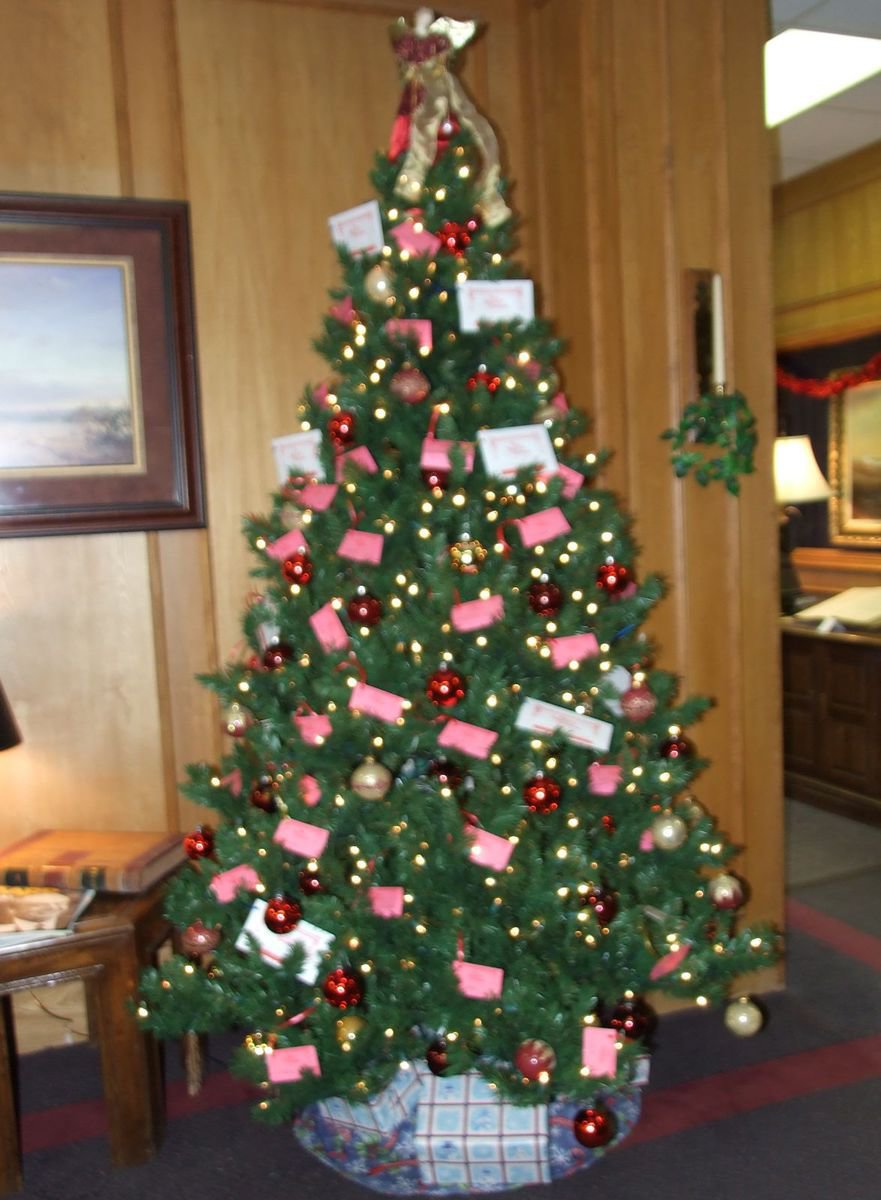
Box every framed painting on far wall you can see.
[0,192,204,537]
[829,380,881,547]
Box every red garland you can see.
[776,351,881,398]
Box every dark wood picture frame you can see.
[0,192,204,537]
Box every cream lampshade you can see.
[773,435,831,614]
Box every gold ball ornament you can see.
[336,1014,367,1046]
[650,812,688,851]
[350,757,393,800]
[724,996,764,1037]
[449,537,488,574]
[364,262,396,304]
[532,403,561,427]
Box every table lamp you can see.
[773,435,831,615]
[0,679,22,751]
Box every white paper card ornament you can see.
[235,899,334,981]
[328,200,385,256]
[272,430,324,484]
[457,280,535,331]
[515,697,613,753]
[477,424,557,478]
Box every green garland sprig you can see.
[662,390,757,496]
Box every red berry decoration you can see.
[660,734,692,759]
[596,561,632,594]
[264,894,302,934]
[180,921,221,957]
[262,641,293,671]
[466,367,501,394]
[438,215,480,256]
[183,826,214,859]
[421,465,450,490]
[620,685,656,723]
[429,758,465,791]
[426,1038,449,1076]
[390,366,431,404]
[346,589,383,626]
[328,410,356,449]
[281,551,313,585]
[523,774,562,814]
[609,997,656,1041]
[426,666,467,708]
[528,577,564,617]
[601,814,617,835]
[573,1105,617,1149]
[322,967,365,1009]
[298,866,324,897]
[580,885,618,925]
[514,1039,557,1081]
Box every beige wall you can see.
[0,0,783,957]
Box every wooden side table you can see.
[0,880,170,1194]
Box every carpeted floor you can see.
[9,799,881,1199]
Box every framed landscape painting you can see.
[829,380,881,547]
[0,193,204,537]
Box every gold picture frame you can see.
[829,380,881,547]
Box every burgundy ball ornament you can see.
[514,1039,557,1081]
[572,1105,617,1149]
[596,561,632,595]
[390,366,431,404]
[264,894,302,934]
[322,967,365,1009]
[328,410,356,449]
[223,703,251,738]
[438,215,480,256]
[660,733,692,759]
[421,465,450,491]
[347,589,383,627]
[523,774,562,814]
[429,759,465,792]
[708,872,745,910]
[426,1038,449,1076]
[183,826,214,859]
[180,920,221,957]
[350,757,393,800]
[609,997,656,1042]
[249,778,277,813]
[466,367,501,394]
[262,641,293,671]
[298,866,324,897]
[580,885,618,926]
[426,666,467,708]
[528,577,564,617]
[620,685,656,723]
[281,551,313,585]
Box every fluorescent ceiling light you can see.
[765,29,881,126]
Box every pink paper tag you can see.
[540,463,584,500]
[467,828,514,870]
[221,768,243,796]
[368,886,405,918]
[581,1027,618,1077]
[385,317,433,351]
[516,507,571,548]
[639,828,655,851]
[420,438,475,472]
[588,763,623,796]
[552,391,569,412]
[549,633,599,669]
[294,713,332,744]
[329,295,355,323]
[338,529,384,564]
[390,218,441,258]
[451,595,504,633]
[649,943,691,981]
[273,818,330,859]
[209,864,260,904]
[267,1045,321,1083]
[335,446,378,479]
[309,602,350,652]
[266,528,309,560]
[295,483,338,511]
[437,719,498,759]
[349,682,405,722]
[312,381,332,408]
[453,959,504,1000]
[300,775,321,807]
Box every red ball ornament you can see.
[281,551,313,585]
[514,1039,557,1080]
[620,685,656,723]
[426,1038,449,1076]
[601,814,617,835]
[322,967,365,1009]
[426,666,467,708]
[183,826,214,859]
[438,215,480,256]
[523,774,562,814]
[435,114,460,158]
[421,465,450,491]
[660,734,692,759]
[180,920,221,957]
[390,366,431,404]
[249,777,277,812]
[347,589,383,626]
[467,367,502,394]
[328,410,356,449]
[608,997,656,1042]
[573,1105,617,1149]
[262,641,293,671]
[528,577,564,617]
[298,866,324,897]
[596,561,632,594]
[580,885,618,925]
[429,758,465,792]
[708,872,745,910]
[264,894,302,934]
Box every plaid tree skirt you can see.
[294,1062,642,1194]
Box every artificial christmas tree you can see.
[139,8,778,1192]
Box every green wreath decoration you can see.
[661,390,757,497]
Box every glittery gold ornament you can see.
[650,812,688,851]
[350,757,393,800]
[335,1014,367,1045]
[365,263,395,304]
[449,537,487,573]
